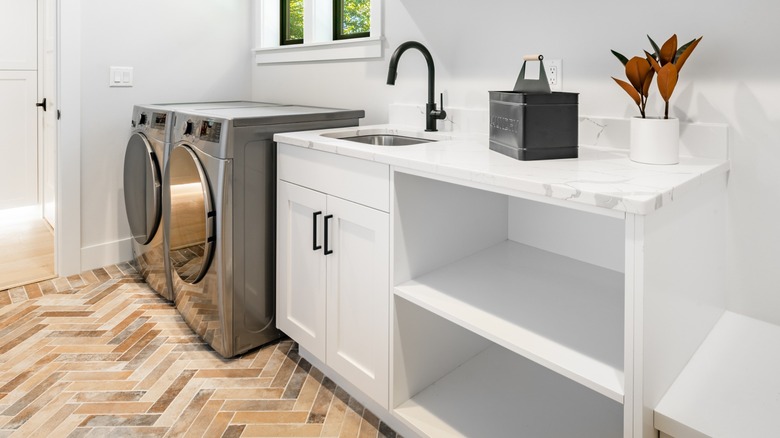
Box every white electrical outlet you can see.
[546,59,562,91]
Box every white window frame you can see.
[254,0,382,64]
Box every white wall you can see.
[76,0,252,269]
[252,0,780,325]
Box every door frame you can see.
[54,0,81,276]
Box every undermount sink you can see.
[339,134,435,146]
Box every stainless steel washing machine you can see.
[123,105,175,299]
[124,101,284,301]
[166,105,364,358]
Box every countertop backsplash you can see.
[388,103,729,160]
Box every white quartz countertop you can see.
[274,124,729,215]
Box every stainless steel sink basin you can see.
[340,134,434,146]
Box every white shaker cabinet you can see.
[276,144,390,408]
[274,124,730,438]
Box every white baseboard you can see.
[80,238,133,272]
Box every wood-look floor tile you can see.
[2,380,71,430]
[24,396,79,436]
[23,284,43,300]
[150,376,204,427]
[166,388,214,435]
[357,409,381,438]
[72,391,146,403]
[146,369,196,413]
[306,377,337,424]
[320,386,350,437]
[203,410,234,437]
[74,402,154,415]
[78,413,161,427]
[221,424,246,438]
[0,265,400,438]
[212,387,285,400]
[182,398,223,436]
[221,399,296,412]
[66,380,140,392]
[234,410,310,424]
[242,423,324,437]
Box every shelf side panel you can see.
[638,172,728,437]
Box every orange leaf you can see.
[613,77,641,106]
[660,34,678,65]
[641,68,655,97]
[657,63,679,102]
[625,56,651,91]
[645,50,661,73]
[674,36,702,72]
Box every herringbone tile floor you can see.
[0,263,400,437]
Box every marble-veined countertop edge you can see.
[274,124,729,216]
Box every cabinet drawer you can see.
[278,143,390,212]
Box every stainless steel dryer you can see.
[123,105,174,299]
[166,105,364,358]
[123,102,274,301]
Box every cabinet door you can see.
[326,196,389,407]
[277,181,327,359]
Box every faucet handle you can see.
[433,93,447,120]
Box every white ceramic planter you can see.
[630,117,680,165]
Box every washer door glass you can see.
[123,133,161,245]
[168,144,216,284]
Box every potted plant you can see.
[612,34,702,164]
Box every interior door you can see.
[0,72,38,209]
[0,0,38,209]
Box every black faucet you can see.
[386,41,447,132]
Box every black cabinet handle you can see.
[324,214,333,255]
[36,98,47,111]
[312,211,322,251]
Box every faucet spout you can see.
[387,41,447,132]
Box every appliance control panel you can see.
[199,120,223,143]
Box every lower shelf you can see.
[394,344,623,438]
[655,311,780,437]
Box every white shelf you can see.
[394,240,625,402]
[655,311,780,438]
[394,344,623,437]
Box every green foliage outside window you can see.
[336,0,370,39]
[282,0,370,45]
[282,0,303,45]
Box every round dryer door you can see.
[123,132,162,245]
[168,144,216,284]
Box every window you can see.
[333,0,370,40]
[281,0,304,45]
[255,0,383,64]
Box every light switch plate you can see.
[109,66,133,87]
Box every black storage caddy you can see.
[489,55,579,161]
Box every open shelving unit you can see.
[394,333,623,438]
[391,171,626,437]
[394,239,624,401]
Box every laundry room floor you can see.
[0,264,400,437]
